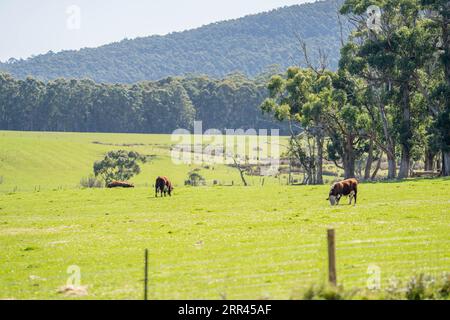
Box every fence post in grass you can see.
[327,229,337,286]
[144,249,149,300]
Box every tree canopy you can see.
[261,0,450,181]
[93,150,146,185]
[0,72,287,134]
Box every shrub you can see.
[438,274,450,299]
[405,274,429,300]
[405,273,450,300]
[80,175,103,188]
[186,172,206,186]
[294,273,450,300]
[301,285,346,300]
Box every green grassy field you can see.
[0,131,449,300]
[0,131,290,193]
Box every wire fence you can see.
[2,228,448,300]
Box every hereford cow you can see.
[155,176,173,197]
[327,178,358,206]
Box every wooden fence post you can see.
[144,249,149,300]
[327,229,337,286]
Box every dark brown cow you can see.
[327,178,358,206]
[107,181,134,188]
[155,176,173,197]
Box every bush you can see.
[405,274,450,300]
[186,172,206,186]
[80,175,103,188]
[300,285,346,300]
[294,273,450,300]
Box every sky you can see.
[0,0,313,62]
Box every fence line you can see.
[3,228,447,299]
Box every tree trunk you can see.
[371,152,383,180]
[443,151,450,177]
[387,153,396,180]
[303,169,312,185]
[398,148,411,179]
[378,101,396,179]
[316,135,324,184]
[232,156,248,186]
[288,159,292,185]
[343,137,355,179]
[398,84,412,179]
[344,159,355,179]
[238,167,248,186]
[364,138,374,180]
[424,149,435,171]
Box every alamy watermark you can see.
[367,264,381,290]
[171,121,280,176]
[66,5,81,30]
[366,5,382,33]
[66,265,81,286]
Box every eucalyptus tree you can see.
[420,0,450,175]
[340,0,436,178]
[324,69,370,179]
[0,73,19,130]
[261,67,325,184]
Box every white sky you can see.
[0,0,313,62]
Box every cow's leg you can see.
[336,194,342,205]
[354,191,357,205]
[155,187,158,198]
[349,192,354,205]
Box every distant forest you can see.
[0,0,348,83]
[0,72,287,134]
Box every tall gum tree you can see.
[421,0,450,176]
[340,0,436,179]
[261,68,325,184]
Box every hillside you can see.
[0,0,348,83]
[0,131,285,193]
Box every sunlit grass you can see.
[0,131,448,299]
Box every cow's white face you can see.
[329,195,337,206]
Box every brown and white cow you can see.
[327,178,358,206]
[155,176,173,197]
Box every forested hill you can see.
[0,0,347,83]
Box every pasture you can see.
[0,131,287,193]
[0,131,449,299]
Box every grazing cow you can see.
[155,176,173,197]
[327,178,358,206]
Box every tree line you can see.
[261,0,450,180]
[0,72,286,134]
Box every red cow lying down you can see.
[155,176,173,197]
[327,178,358,206]
[107,181,135,188]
